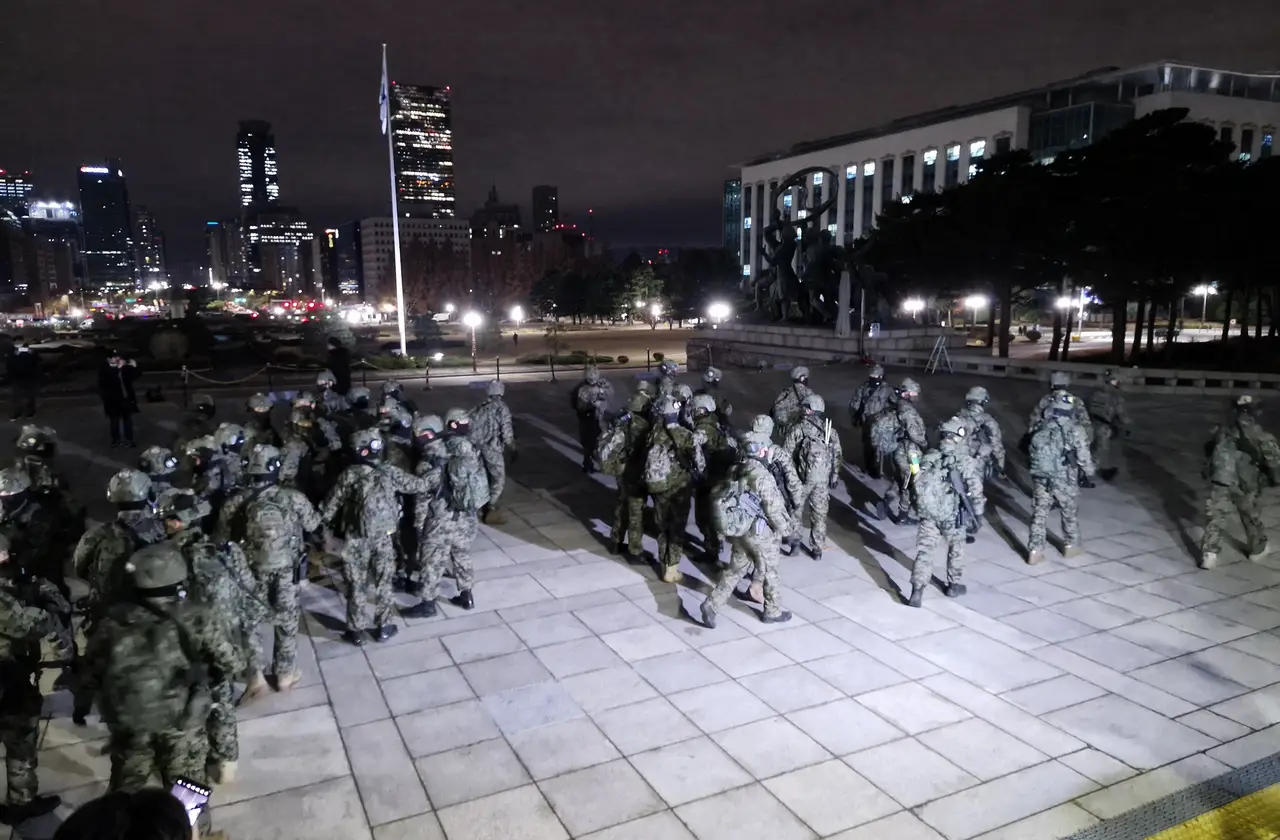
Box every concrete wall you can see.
[687,325,965,371]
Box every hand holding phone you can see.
[170,777,211,826]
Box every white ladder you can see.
[925,334,953,374]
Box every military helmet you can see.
[1050,370,1071,389]
[245,444,283,476]
[742,430,773,457]
[380,401,412,430]
[350,428,384,457]
[412,413,444,440]
[157,489,211,527]
[584,364,601,384]
[316,370,337,387]
[626,392,649,413]
[139,446,179,476]
[293,391,317,410]
[898,378,921,396]
[192,393,215,411]
[690,393,716,414]
[1234,394,1257,413]
[125,542,188,591]
[750,414,775,437]
[676,384,693,401]
[1104,369,1120,386]
[655,395,681,418]
[214,423,246,452]
[802,394,826,413]
[487,379,505,396]
[965,386,989,405]
[791,366,810,382]
[0,466,31,496]
[702,367,723,385]
[247,393,272,414]
[444,407,471,430]
[107,469,152,504]
[938,417,967,440]
[869,364,885,379]
[658,359,678,375]
[15,425,54,454]
[1046,392,1075,419]
[381,379,403,398]
[637,380,655,397]
[184,435,218,463]
[348,386,371,407]
[289,408,313,427]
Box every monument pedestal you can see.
[686,323,965,371]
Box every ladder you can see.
[925,334,953,374]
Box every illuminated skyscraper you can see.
[237,119,280,208]
[133,205,166,283]
[532,185,558,232]
[77,160,136,289]
[0,170,35,215]
[390,83,455,218]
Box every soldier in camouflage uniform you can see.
[321,429,434,644]
[907,418,986,606]
[0,517,66,825]
[239,446,322,689]
[316,370,349,415]
[14,425,84,593]
[645,395,705,583]
[634,380,656,417]
[608,392,653,564]
[346,386,376,426]
[184,435,229,515]
[698,426,793,628]
[675,383,696,427]
[771,366,814,435]
[695,366,733,424]
[782,394,843,559]
[401,414,447,616]
[1028,371,1094,488]
[405,410,488,616]
[77,541,243,792]
[951,386,1006,482]
[1027,395,1095,564]
[243,393,281,452]
[280,409,320,497]
[172,393,216,457]
[876,379,928,525]
[73,470,167,628]
[293,390,342,451]
[573,365,615,473]
[160,489,267,783]
[213,422,248,493]
[1200,396,1280,568]
[470,380,517,524]
[656,359,679,397]
[1088,370,1130,482]
[381,379,418,414]
[690,393,735,564]
[139,445,180,499]
[849,365,892,476]
[376,398,416,470]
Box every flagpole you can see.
[383,43,409,356]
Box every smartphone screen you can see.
[170,777,212,825]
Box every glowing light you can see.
[432,352,444,361]
[964,295,987,309]
[444,303,455,313]
[463,311,482,328]
[510,305,524,322]
[1056,296,1081,310]
[272,306,285,316]
[69,308,84,318]
[79,166,109,174]
[650,303,662,318]
[1193,284,1217,297]
[324,298,334,307]
[707,302,731,322]
[903,298,925,314]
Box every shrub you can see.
[1026,329,1042,343]
[617,355,629,364]
[653,351,665,362]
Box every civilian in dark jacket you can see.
[97,352,140,447]
[327,337,352,396]
[7,343,41,420]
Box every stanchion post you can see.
[495,357,501,380]
[549,353,556,383]
[646,349,651,371]
[267,366,273,392]
[424,363,431,391]
[362,364,368,387]
[181,365,189,408]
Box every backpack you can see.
[99,604,208,732]
[645,429,681,493]
[711,470,762,538]
[596,412,632,476]
[869,410,902,453]
[1029,423,1068,478]
[910,454,953,521]
[244,488,298,572]
[444,443,490,512]
[470,398,500,445]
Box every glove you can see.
[1079,475,1096,489]
[829,474,840,490]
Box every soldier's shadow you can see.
[1123,442,1202,559]
[829,468,916,601]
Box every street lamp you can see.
[649,302,662,330]
[707,301,731,326]
[964,295,987,329]
[148,281,166,309]
[903,297,925,323]
[1193,284,1216,334]
[510,304,524,330]
[463,311,482,372]
[445,302,456,315]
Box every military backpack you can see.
[595,411,633,477]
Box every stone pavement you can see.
[6,365,1280,840]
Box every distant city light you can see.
[964,295,987,309]
[707,302,731,322]
[903,298,925,314]
[79,166,109,174]
[510,305,524,323]
[463,311,482,329]
[650,303,662,318]
[444,303,455,313]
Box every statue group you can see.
[751,167,892,328]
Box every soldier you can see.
[160,490,267,783]
[1200,396,1280,568]
[0,525,66,825]
[139,445,180,502]
[215,442,281,543]
[316,369,348,414]
[243,393,281,451]
[1089,370,1130,482]
[1028,371,1094,488]
[405,409,488,616]
[376,398,415,471]
[184,435,228,513]
[656,359,679,398]
[644,395,704,583]
[293,390,342,453]
[280,409,319,496]
[321,429,434,644]
[470,380,516,524]
[73,469,167,624]
[213,422,248,492]
[694,366,733,424]
[572,364,614,473]
[952,386,1006,482]
[675,383,695,427]
[239,446,322,689]
[849,365,892,476]
[697,426,793,628]
[173,393,216,456]
[782,394,842,560]
[381,379,418,414]
[633,380,657,417]
[603,392,652,564]
[401,414,447,615]
[771,366,814,434]
[875,378,928,525]
[690,393,735,564]
[14,425,84,590]
[1027,395,1095,564]
[76,541,243,792]
[907,418,985,606]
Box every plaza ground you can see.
[5,364,1280,839]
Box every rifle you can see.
[765,458,796,512]
[948,468,981,541]
[739,489,768,536]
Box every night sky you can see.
[3,0,1277,270]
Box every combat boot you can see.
[733,587,759,604]
[699,600,717,629]
[611,538,625,555]
[240,670,271,705]
[483,505,508,525]
[1063,545,1082,558]
[1078,474,1096,489]
[276,670,302,691]
[209,760,237,784]
[342,629,366,646]
[401,600,438,619]
[945,583,967,598]
[760,610,793,624]
[907,586,924,608]
[372,624,399,642]
[1027,549,1045,565]
[661,566,684,584]
[450,589,475,610]
[1199,551,1218,569]
[623,550,646,566]
[1249,543,1271,563]
[0,795,60,825]
[876,499,896,523]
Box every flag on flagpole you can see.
[379,46,390,136]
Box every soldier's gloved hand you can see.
[829,474,840,490]
[1080,475,1096,489]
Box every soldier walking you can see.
[471,380,517,524]
[644,396,704,583]
[1028,371,1093,488]
[875,379,927,524]
[1089,370,1130,482]
[1200,396,1280,568]
[771,366,813,435]
[600,392,652,564]
[782,394,842,560]
[690,393,735,564]
[1027,396,1094,564]
[849,364,891,476]
[907,418,985,606]
[572,365,614,473]
[952,386,1006,482]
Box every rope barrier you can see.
[186,366,270,385]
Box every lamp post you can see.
[464,311,482,372]
[964,295,986,329]
[1193,285,1216,335]
[510,304,524,333]
[649,302,662,331]
[707,301,730,327]
[903,297,925,324]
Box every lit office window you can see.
[827,223,837,236]
[1260,132,1273,159]
[863,162,876,177]
[968,140,986,178]
[812,172,824,185]
[844,167,857,245]
[922,149,938,193]
[861,164,875,232]
[744,217,752,229]
[742,264,751,276]
[945,144,961,188]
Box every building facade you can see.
[23,200,86,299]
[390,83,455,218]
[532,185,558,232]
[245,205,313,293]
[77,161,136,289]
[132,205,166,285]
[311,228,338,298]
[238,120,280,208]
[0,170,34,215]
[207,218,250,289]
[736,61,1280,283]
[722,179,742,265]
[335,220,363,299]
[353,216,470,303]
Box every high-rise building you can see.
[237,120,280,209]
[207,218,249,288]
[245,205,313,293]
[532,185,559,232]
[354,216,470,303]
[390,83,455,218]
[0,170,35,215]
[133,205,167,284]
[722,179,742,265]
[77,161,136,289]
[311,228,338,298]
[335,220,364,299]
[23,200,87,298]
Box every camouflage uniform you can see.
[377,399,416,471]
[1088,375,1130,478]
[782,396,842,555]
[770,367,813,436]
[214,423,248,494]
[382,379,418,415]
[849,366,891,475]
[646,397,704,583]
[78,543,243,793]
[321,433,433,639]
[1027,400,1095,561]
[952,387,1006,480]
[470,382,516,514]
[701,432,793,625]
[695,367,733,425]
[1200,405,1280,567]
[172,394,216,458]
[420,428,488,608]
[573,366,615,472]
[691,395,735,562]
[73,471,167,619]
[878,382,928,523]
[1029,373,1093,485]
[317,371,349,415]
[244,393,282,452]
[185,436,229,513]
[609,394,652,559]
[909,420,986,603]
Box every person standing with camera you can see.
[98,351,140,448]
